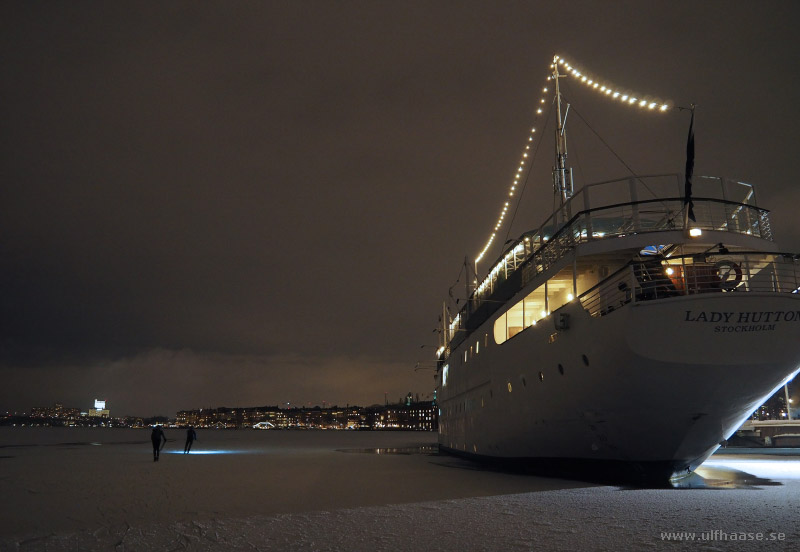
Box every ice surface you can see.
[1,428,799,551]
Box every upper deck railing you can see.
[445,174,772,346]
[579,252,800,318]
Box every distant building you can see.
[89,398,110,418]
[176,400,438,430]
[30,403,81,420]
[753,386,796,420]
[374,401,437,430]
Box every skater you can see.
[184,426,197,454]
[151,424,167,461]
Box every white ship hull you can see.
[435,57,799,482]
[438,292,800,480]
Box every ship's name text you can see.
[684,310,800,333]
[684,310,800,323]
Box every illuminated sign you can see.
[94,399,106,409]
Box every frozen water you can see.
[1,428,798,551]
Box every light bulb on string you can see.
[555,55,672,113]
[475,65,554,265]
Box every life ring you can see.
[714,260,742,290]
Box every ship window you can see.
[494,312,507,344]
[493,284,546,344]
[547,266,575,313]
[442,364,449,386]
[558,363,565,375]
[539,371,544,382]
[507,382,512,393]
[582,355,589,366]
[524,286,546,328]
[475,340,479,355]
[507,301,524,339]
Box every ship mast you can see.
[552,58,573,224]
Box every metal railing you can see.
[443,175,774,352]
[579,253,800,317]
[470,197,770,313]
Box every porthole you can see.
[558,363,564,375]
[507,382,513,392]
[522,377,527,387]
[539,371,544,382]
[582,354,589,366]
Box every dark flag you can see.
[684,107,696,222]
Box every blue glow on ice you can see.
[163,450,239,455]
[701,458,800,479]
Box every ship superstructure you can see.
[434,56,800,480]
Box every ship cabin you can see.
[439,173,800,360]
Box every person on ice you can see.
[184,426,197,454]
[151,424,167,462]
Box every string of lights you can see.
[555,55,670,111]
[474,55,672,269]
[474,79,549,266]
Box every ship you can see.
[434,56,800,482]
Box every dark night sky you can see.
[2,2,799,416]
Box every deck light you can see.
[689,228,703,237]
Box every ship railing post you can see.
[680,255,687,296]
[583,186,593,240]
[743,254,753,292]
[794,255,799,294]
[720,177,735,232]
[628,178,640,232]
[572,253,578,300]
[744,204,754,236]
[771,259,778,293]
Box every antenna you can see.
[552,57,573,223]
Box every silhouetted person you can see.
[151,424,167,461]
[184,426,197,454]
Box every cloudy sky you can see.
[2,1,799,416]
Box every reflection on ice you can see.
[672,452,800,488]
[700,457,800,480]
[336,444,438,455]
[163,449,240,455]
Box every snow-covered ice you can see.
[1,427,799,551]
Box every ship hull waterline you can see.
[437,292,800,482]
